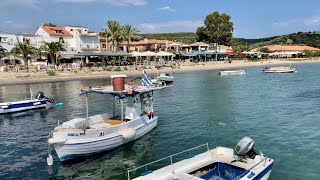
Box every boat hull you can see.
[0,100,46,114]
[54,117,158,161]
[220,70,245,76]
[263,70,295,73]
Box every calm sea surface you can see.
[1,63,320,180]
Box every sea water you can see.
[0,63,320,179]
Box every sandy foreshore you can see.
[0,59,319,85]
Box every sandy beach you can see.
[0,59,319,85]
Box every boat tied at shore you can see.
[47,73,169,164]
[219,69,245,76]
[263,66,296,73]
[0,90,54,114]
[128,136,274,180]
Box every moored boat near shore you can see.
[0,90,54,114]
[263,66,296,73]
[47,74,168,164]
[219,69,245,76]
[128,137,274,180]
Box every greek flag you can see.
[142,70,152,87]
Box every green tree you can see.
[43,23,56,27]
[121,24,140,52]
[11,42,37,72]
[107,20,122,52]
[196,11,234,46]
[303,50,314,58]
[43,42,65,65]
[0,45,7,58]
[259,47,271,53]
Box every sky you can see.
[0,0,320,38]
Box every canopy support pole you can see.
[86,93,89,123]
[120,99,124,122]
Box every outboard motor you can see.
[235,136,258,159]
[36,92,54,103]
[36,92,45,99]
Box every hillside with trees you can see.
[139,31,320,49]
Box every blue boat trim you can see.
[253,162,273,180]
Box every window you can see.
[0,37,8,42]
[70,29,73,31]
[54,30,63,34]
[102,44,106,48]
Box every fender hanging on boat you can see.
[119,128,136,139]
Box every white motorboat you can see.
[263,66,296,73]
[128,137,274,180]
[219,70,245,76]
[153,65,174,84]
[47,74,168,164]
[0,90,54,114]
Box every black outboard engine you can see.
[36,92,45,99]
[235,136,258,159]
[36,92,54,103]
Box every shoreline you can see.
[0,59,319,86]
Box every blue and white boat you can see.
[0,90,54,114]
[128,137,274,180]
[47,73,169,164]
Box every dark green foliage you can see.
[197,11,234,45]
[259,47,271,53]
[139,32,197,44]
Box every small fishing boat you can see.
[128,137,274,180]
[0,90,54,114]
[47,72,168,164]
[263,66,296,73]
[219,69,245,76]
[153,65,174,84]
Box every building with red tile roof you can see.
[252,45,320,52]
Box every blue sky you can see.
[0,0,320,38]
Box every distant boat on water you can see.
[219,69,245,76]
[128,136,274,180]
[263,66,296,73]
[0,90,54,114]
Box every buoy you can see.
[47,154,53,166]
[120,128,136,139]
[55,103,63,107]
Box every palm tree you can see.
[0,45,7,58]
[11,42,36,72]
[107,20,122,52]
[43,42,65,65]
[121,24,139,52]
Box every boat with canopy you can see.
[47,72,168,164]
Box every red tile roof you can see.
[41,26,72,37]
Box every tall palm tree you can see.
[11,42,36,72]
[121,24,139,52]
[107,20,122,52]
[43,42,65,65]
[0,45,7,58]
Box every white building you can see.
[0,33,18,51]
[35,26,74,51]
[65,26,100,52]
[35,25,100,53]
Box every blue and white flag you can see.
[142,70,153,87]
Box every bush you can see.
[47,71,56,76]
[113,67,122,71]
[124,67,128,70]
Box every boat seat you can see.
[89,123,111,129]
[104,120,123,126]
[89,113,109,124]
[62,118,86,129]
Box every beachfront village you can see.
[1,12,320,75]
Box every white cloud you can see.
[158,6,175,12]
[53,0,147,6]
[138,20,203,33]
[0,20,33,33]
[304,16,320,25]
[0,0,40,9]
